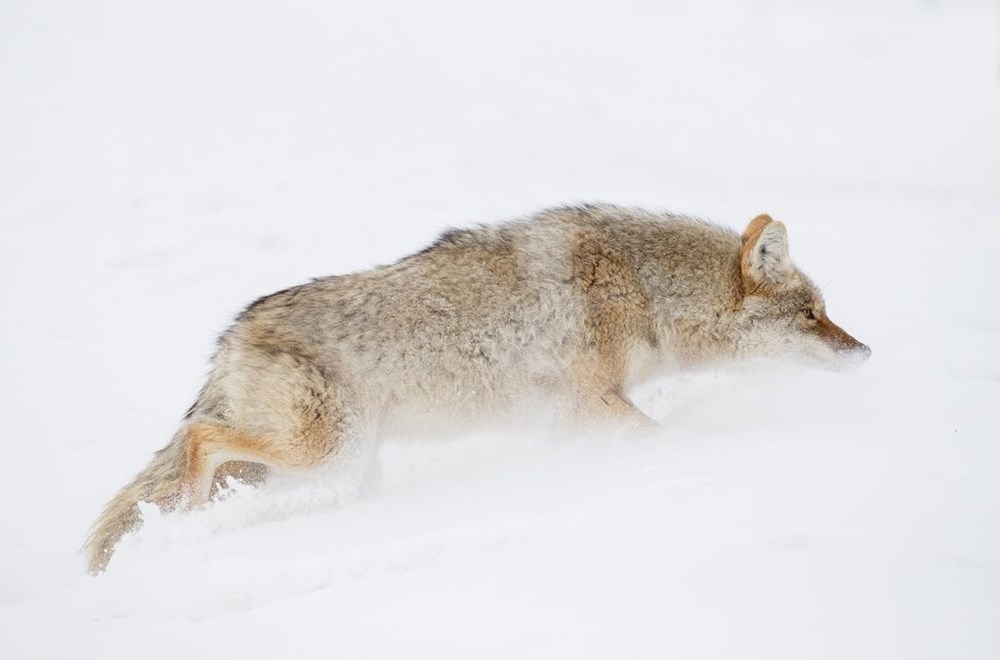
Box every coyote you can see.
[85,205,869,573]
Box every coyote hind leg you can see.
[181,423,322,507]
[179,340,370,507]
[211,461,267,496]
[181,422,287,507]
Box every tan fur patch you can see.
[742,213,774,243]
[183,423,330,506]
[573,235,651,372]
[571,233,654,424]
[813,316,865,352]
[740,214,775,283]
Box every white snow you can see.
[1,1,999,658]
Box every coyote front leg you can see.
[597,389,656,429]
[573,364,656,430]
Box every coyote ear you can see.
[741,214,792,285]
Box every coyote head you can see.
[736,214,870,370]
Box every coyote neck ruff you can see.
[85,204,870,573]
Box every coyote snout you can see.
[85,204,870,573]
[812,315,871,368]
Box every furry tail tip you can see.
[83,437,186,574]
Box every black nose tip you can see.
[861,344,871,360]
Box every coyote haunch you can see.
[86,204,870,573]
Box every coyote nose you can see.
[860,344,871,361]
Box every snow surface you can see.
[2,1,999,658]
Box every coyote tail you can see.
[84,428,189,574]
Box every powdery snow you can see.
[1,1,998,658]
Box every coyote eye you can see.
[803,308,816,320]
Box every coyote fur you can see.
[85,204,870,573]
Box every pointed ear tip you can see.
[767,220,789,236]
[742,213,774,241]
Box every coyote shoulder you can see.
[86,204,869,573]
